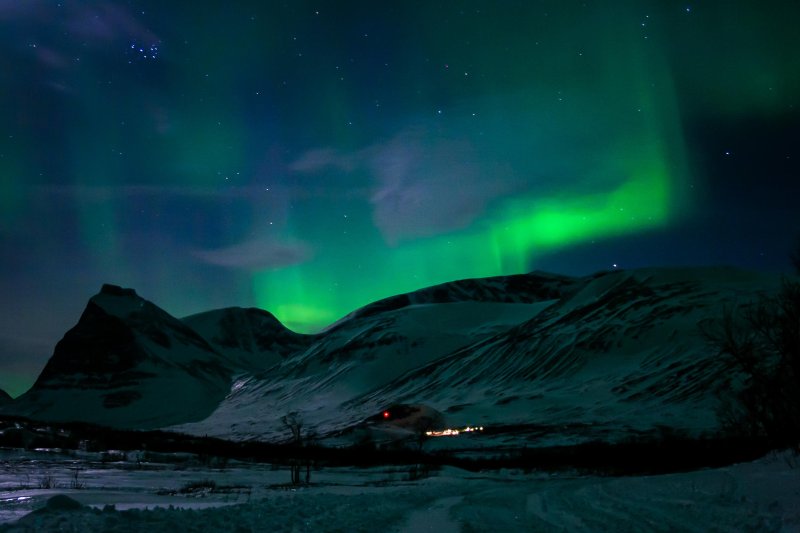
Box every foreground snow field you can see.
[2,450,799,531]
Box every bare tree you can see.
[281,411,303,445]
[704,277,800,450]
[413,416,437,451]
[281,411,306,485]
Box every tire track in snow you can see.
[397,495,463,532]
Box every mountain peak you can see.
[12,283,236,428]
[90,284,151,320]
[99,284,138,298]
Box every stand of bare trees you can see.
[705,244,800,451]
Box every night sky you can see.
[1,1,798,397]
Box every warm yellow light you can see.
[424,425,485,437]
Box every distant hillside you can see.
[0,267,780,448]
[0,388,10,405]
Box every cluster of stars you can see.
[128,42,159,62]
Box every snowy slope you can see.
[350,267,778,446]
[181,307,312,373]
[175,298,556,441]
[174,266,779,445]
[324,271,575,330]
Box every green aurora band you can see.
[254,98,687,331]
[255,158,679,331]
[253,17,691,332]
[4,1,796,347]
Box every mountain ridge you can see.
[0,266,781,446]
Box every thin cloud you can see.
[36,183,364,202]
[291,127,517,244]
[37,184,273,201]
[192,238,313,271]
[288,148,357,174]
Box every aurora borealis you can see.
[1,1,798,397]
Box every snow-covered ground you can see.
[2,449,799,531]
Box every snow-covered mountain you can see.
[1,268,780,446]
[173,267,778,445]
[3,285,299,429]
[182,307,312,373]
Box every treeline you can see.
[703,240,800,451]
[0,415,770,476]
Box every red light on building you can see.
[382,411,390,419]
